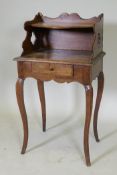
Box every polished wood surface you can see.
[15,49,105,65]
[14,12,105,166]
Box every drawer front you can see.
[32,63,73,78]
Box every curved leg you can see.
[16,78,28,154]
[93,72,104,142]
[84,85,93,166]
[37,80,46,132]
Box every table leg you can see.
[37,80,46,132]
[84,85,93,166]
[93,72,104,142]
[16,78,28,154]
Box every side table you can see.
[14,12,105,166]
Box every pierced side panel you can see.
[93,14,103,57]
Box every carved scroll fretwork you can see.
[22,13,43,55]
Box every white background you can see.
[0,0,117,174]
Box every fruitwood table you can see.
[14,12,105,166]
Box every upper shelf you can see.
[26,12,103,30]
[31,22,96,29]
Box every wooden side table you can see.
[14,12,105,166]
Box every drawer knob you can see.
[50,64,54,71]
[50,67,54,71]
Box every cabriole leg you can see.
[16,78,28,154]
[93,72,104,142]
[37,80,46,132]
[84,85,93,166]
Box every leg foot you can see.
[37,80,46,132]
[16,78,28,154]
[93,72,104,142]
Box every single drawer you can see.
[32,62,73,78]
